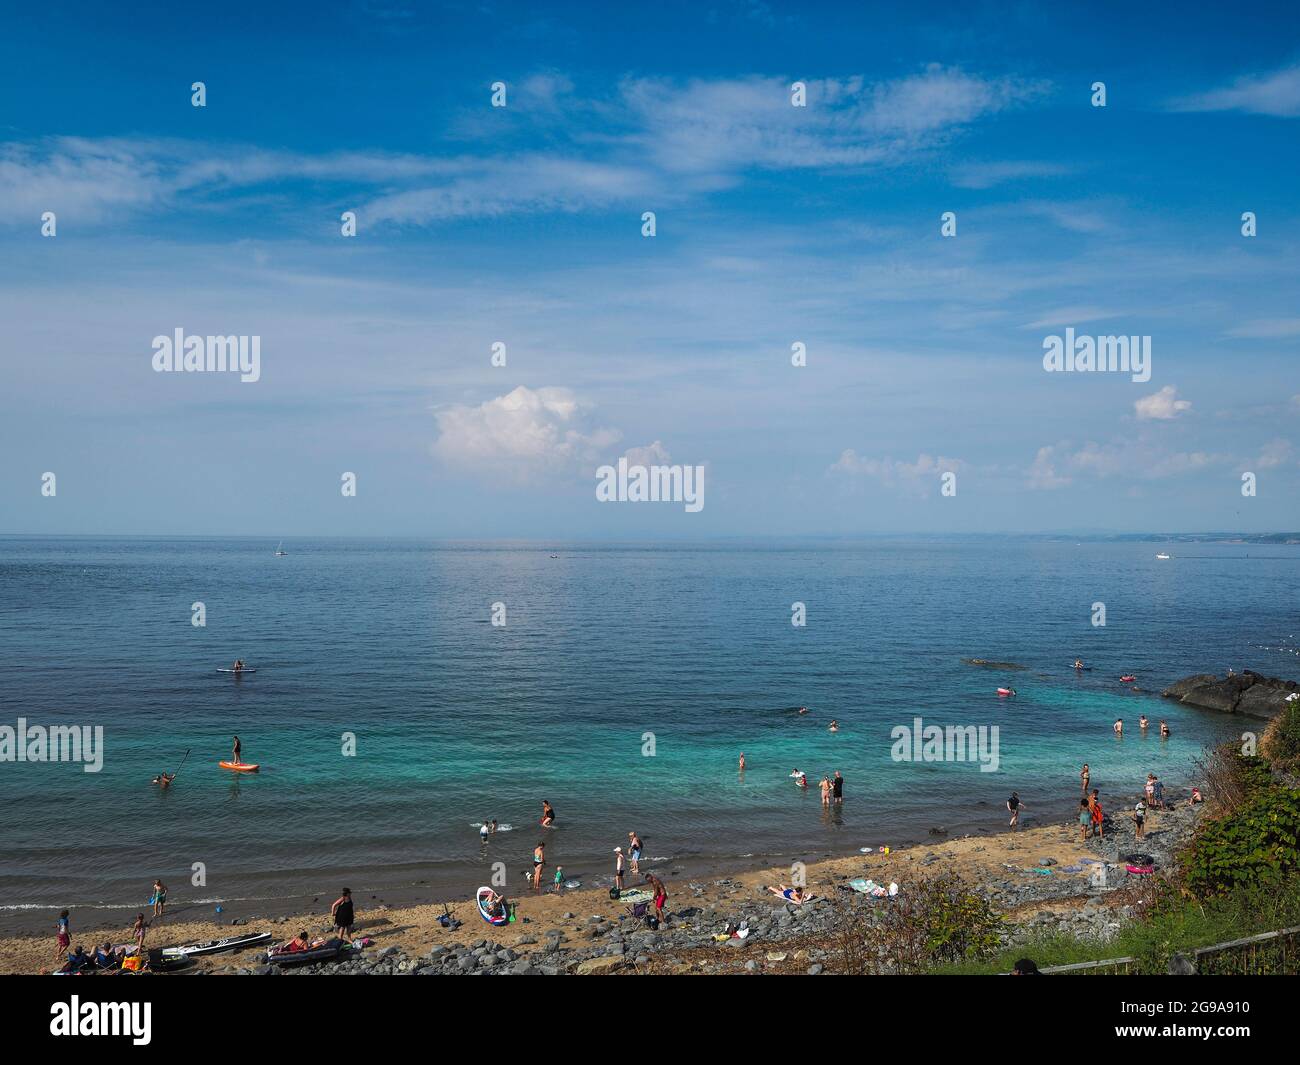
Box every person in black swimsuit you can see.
[232,736,242,764]
[331,888,355,937]
[832,771,844,804]
[541,800,555,827]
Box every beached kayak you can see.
[266,937,346,967]
[219,761,259,772]
[160,932,273,959]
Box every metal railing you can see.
[1033,924,1300,975]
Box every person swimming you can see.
[1074,659,1084,670]
[828,720,839,732]
[152,772,174,788]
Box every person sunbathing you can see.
[767,884,815,904]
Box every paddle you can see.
[169,748,191,782]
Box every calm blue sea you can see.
[1,536,1296,913]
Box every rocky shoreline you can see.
[1163,670,1298,720]
[181,803,1204,977]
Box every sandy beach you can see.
[5,806,1165,976]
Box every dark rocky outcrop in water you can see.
[1162,670,1299,720]
[962,658,1027,671]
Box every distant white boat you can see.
[275,541,287,556]
[1156,552,1171,560]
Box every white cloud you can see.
[621,440,672,467]
[1027,445,1071,488]
[829,449,961,494]
[431,385,620,476]
[1022,306,1118,329]
[1135,385,1192,421]
[1256,439,1294,470]
[1069,440,1213,479]
[618,67,1046,176]
[1169,64,1300,117]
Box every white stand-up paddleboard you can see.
[216,668,257,673]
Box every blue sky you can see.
[1,0,1298,537]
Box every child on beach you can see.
[55,910,70,961]
[1079,798,1091,841]
[1007,791,1023,828]
[1153,778,1165,808]
[614,847,625,892]
[1090,790,1105,839]
[1133,800,1146,841]
[132,913,147,951]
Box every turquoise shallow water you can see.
[0,536,1296,911]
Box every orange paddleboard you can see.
[219,761,259,772]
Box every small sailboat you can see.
[275,541,288,556]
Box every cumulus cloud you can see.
[621,440,673,467]
[1135,385,1192,421]
[1027,446,1071,489]
[1169,64,1300,117]
[431,385,620,476]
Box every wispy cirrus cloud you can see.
[950,159,1071,189]
[1169,63,1300,117]
[620,67,1048,175]
[1,67,1050,229]
[1224,317,1300,339]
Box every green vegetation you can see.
[836,871,1003,974]
[935,742,1300,974]
[1261,695,1300,774]
[935,878,1300,974]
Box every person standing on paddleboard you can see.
[331,888,355,938]
[232,736,242,765]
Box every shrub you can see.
[837,871,1002,974]
[1261,695,1300,774]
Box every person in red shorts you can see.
[645,872,667,924]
